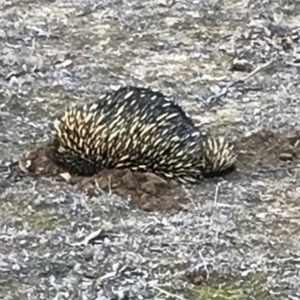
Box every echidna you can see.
[46,86,236,183]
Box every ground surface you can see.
[1,0,300,299]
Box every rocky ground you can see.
[1,0,300,299]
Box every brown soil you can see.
[18,147,192,213]
[17,129,300,212]
[234,129,300,173]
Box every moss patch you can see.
[0,195,66,232]
[186,271,285,300]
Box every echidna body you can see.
[47,86,236,183]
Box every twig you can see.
[181,185,197,210]
[257,165,300,174]
[107,175,112,195]
[286,61,300,68]
[207,58,275,104]
[94,178,105,195]
[152,286,188,300]
[199,249,210,280]
[213,183,220,207]
[235,165,300,181]
[75,4,102,17]
[158,0,176,8]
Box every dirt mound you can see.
[18,147,191,212]
[234,129,300,173]
[17,129,300,212]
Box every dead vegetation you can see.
[1,0,300,299]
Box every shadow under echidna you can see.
[46,85,237,184]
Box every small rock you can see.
[230,58,254,73]
[279,152,294,161]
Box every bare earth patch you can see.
[1,0,300,299]
[17,128,300,212]
[18,146,192,212]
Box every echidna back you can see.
[48,86,210,182]
[95,86,196,137]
